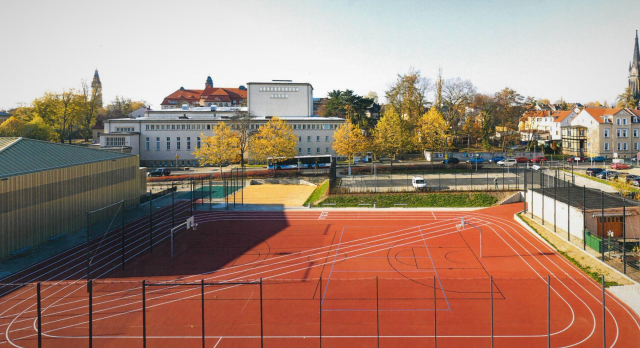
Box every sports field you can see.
[1,203,639,348]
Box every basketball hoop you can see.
[171,216,198,258]
[456,224,463,231]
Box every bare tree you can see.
[79,79,102,141]
[230,110,255,167]
[385,68,432,125]
[442,78,476,131]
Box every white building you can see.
[100,80,345,167]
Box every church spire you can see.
[634,30,640,70]
[206,75,213,88]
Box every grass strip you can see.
[517,214,620,287]
[318,192,497,208]
[305,180,330,206]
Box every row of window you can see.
[106,137,125,146]
[299,147,331,154]
[299,135,331,142]
[115,127,134,132]
[271,94,288,99]
[143,123,340,131]
[259,86,299,92]
[152,160,196,167]
[564,141,640,151]
[145,137,201,151]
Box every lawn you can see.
[316,192,497,208]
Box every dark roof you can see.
[531,185,638,210]
[0,137,134,178]
[0,111,10,117]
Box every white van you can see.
[412,176,427,191]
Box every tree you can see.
[102,96,147,120]
[32,93,59,123]
[494,88,525,152]
[461,118,481,151]
[78,79,103,141]
[372,109,412,167]
[434,67,443,109]
[442,78,476,133]
[249,117,297,171]
[332,122,366,173]
[415,108,448,154]
[192,122,240,176]
[385,68,431,125]
[365,91,379,103]
[51,89,82,143]
[230,110,255,167]
[471,94,497,150]
[21,117,53,140]
[0,116,25,137]
[322,90,374,128]
[616,86,639,109]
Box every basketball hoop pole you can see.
[171,217,197,258]
[458,217,483,258]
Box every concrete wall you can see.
[247,82,313,117]
[526,190,585,239]
[0,156,147,259]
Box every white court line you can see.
[432,211,436,219]
[213,337,222,347]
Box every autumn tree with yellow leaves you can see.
[193,122,240,176]
[332,122,366,174]
[249,117,297,171]
[372,109,413,170]
[415,108,449,154]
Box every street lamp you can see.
[457,217,483,257]
[607,230,614,258]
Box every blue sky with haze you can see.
[1,0,639,109]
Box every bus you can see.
[268,155,332,170]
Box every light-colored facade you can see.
[101,80,343,167]
[562,108,640,158]
[247,81,313,117]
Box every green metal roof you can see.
[0,137,134,178]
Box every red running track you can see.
[0,203,639,348]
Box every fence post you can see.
[149,190,153,253]
[190,180,194,216]
[547,275,551,348]
[142,280,146,348]
[171,182,175,228]
[209,175,212,211]
[376,276,379,348]
[524,167,527,213]
[201,279,205,348]
[601,191,605,261]
[471,167,473,191]
[623,196,626,274]
[542,172,545,225]
[88,280,92,348]
[319,277,322,348]
[434,276,437,348]
[37,282,42,348]
[490,275,494,348]
[554,173,557,232]
[602,274,606,348]
[260,278,264,348]
[567,183,571,241]
[121,200,125,271]
[583,185,586,250]
[531,170,534,219]
[86,212,91,281]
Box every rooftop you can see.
[0,137,133,178]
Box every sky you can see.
[1,0,639,110]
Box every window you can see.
[197,137,201,149]
[604,129,610,138]
[187,137,191,150]
[207,125,211,130]
[145,137,149,151]
[617,118,621,125]
[177,137,181,151]
[106,137,125,146]
[634,129,639,137]
[316,136,320,142]
[181,125,185,130]
[156,137,160,151]
[326,147,329,153]
[604,142,610,151]
[161,125,165,130]
[618,143,622,151]
[298,147,302,153]
[624,142,628,150]
[172,125,176,130]
[298,135,302,141]
[145,125,149,130]
[307,148,311,154]
[635,142,638,150]
[317,148,320,153]
[307,136,311,142]
[166,137,171,151]
[325,136,329,142]
[624,118,628,125]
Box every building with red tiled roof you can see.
[563,108,640,158]
[160,76,247,109]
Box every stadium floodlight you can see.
[171,216,198,258]
[456,217,483,258]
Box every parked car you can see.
[590,156,606,162]
[611,162,631,170]
[489,156,505,163]
[412,176,427,191]
[532,156,547,163]
[596,170,618,179]
[586,168,604,177]
[632,179,640,186]
[497,159,518,166]
[514,156,530,164]
[568,156,588,162]
[442,157,460,164]
[466,157,485,164]
[148,168,171,177]
[625,174,639,182]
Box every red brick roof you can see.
[161,86,247,106]
[582,108,622,124]
[552,111,573,123]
